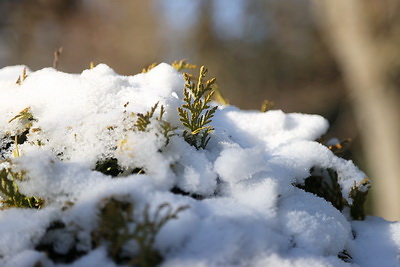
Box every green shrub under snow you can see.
[0,62,395,267]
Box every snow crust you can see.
[0,63,398,266]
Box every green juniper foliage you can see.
[141,63,159,73]
[141,60,219,149]
[171,59,197,72]
[298,168,346,211]
[156,105,176,145]
[296,167,370,220]
[348,178,370,220]
[92,197,188,266]
[134,102,160,132]
[134,102,176,143]
[92,62,217,178]
[8,106,39,154]
[260,99,274,112]
[0,164,44,209]
[0,108,44,209]
[142,60,197,73]
[326,138,352,159]
[95,102,176,177]
[130,202,188,266]
[296,137,370,220]
[0,60,375,266]
[178,66,218,149]
[8,106,35,126]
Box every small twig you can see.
[16,67,28,85]
[53,47,63,69]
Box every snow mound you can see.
[0,63,397,266]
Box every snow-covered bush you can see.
[0,62,399,266]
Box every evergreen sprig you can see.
[296,167,370,220]
[142,60,197,74]
[157,105,177,145]
[93,197,188,266]
[130,202,188,266]
[178,66,218,149]
[133,102,176,144]
[134,102,159,132]
[0,166,44,209]
[260,99,274,112]
[348,178,370,220]
[141,63,158,73]
[171,60,197,72]
[8,107,35,125]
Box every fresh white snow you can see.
[0,63,398,266]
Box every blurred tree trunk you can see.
[311,0,400,220]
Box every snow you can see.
[0,63,398,266]
[348,217,400,267]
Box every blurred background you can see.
[1,0,399,219]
